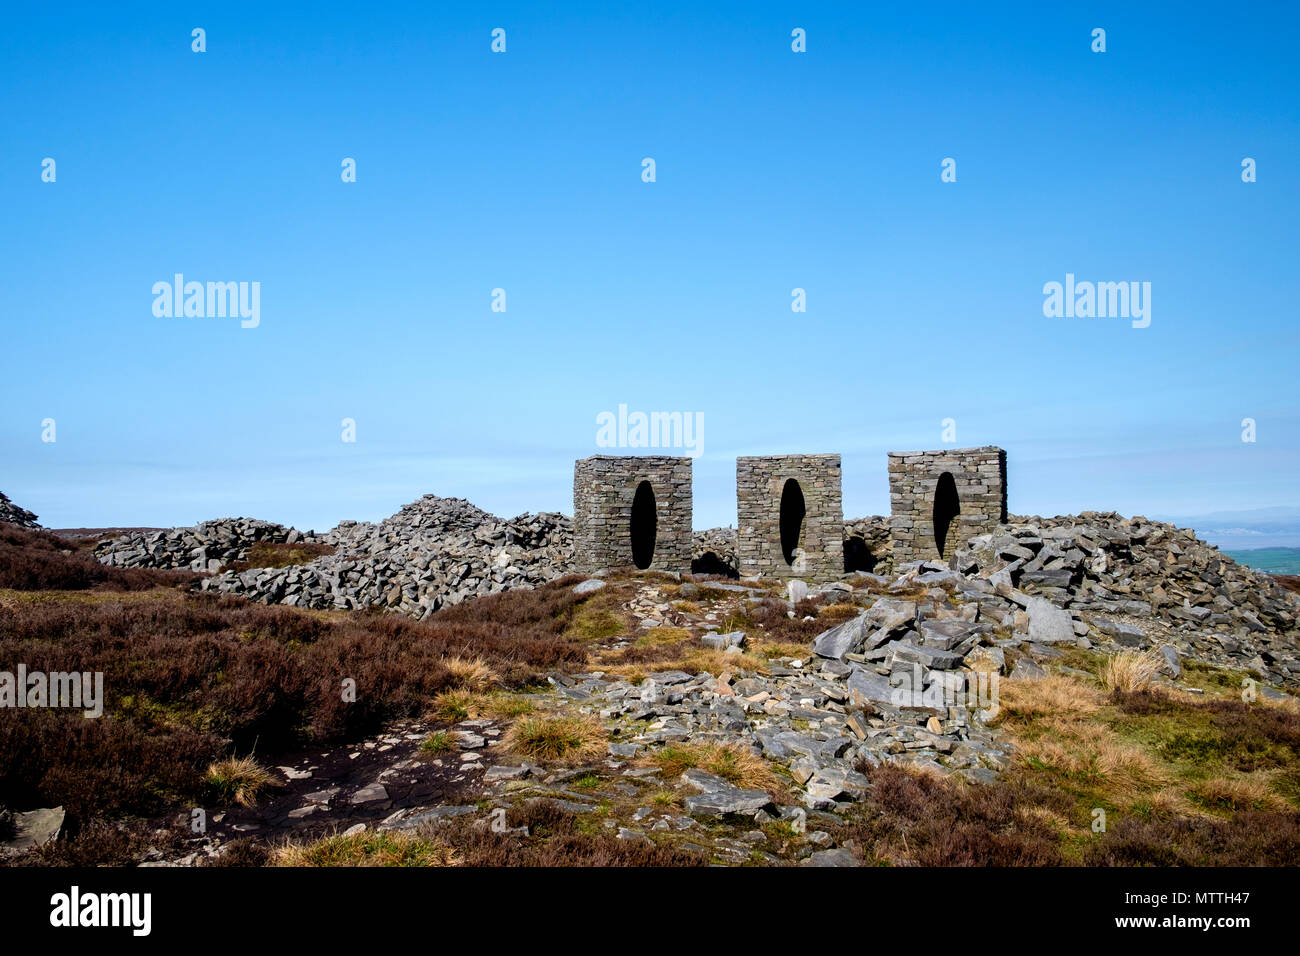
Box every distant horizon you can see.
[13,484,1300,553]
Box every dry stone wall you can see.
[736,454,843,580]
[573,455,692,574]
[888,446,1007,564]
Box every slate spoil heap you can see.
[89,497,1298,686]
[198,496,572,617]
[0,492,40,530]
[93,518,313,573]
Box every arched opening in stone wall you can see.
[779,478,806,565]
[630,480,657,570]
[932,471,961,558]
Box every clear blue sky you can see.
[2,2,1298,533]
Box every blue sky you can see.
[2,2,1298,536]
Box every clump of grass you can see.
[753,640,813,661]
[996,673,1103,721]
[1189,775,1290,813]
[819,603,860,621]
[636,626,692,648]
[431,689,479,723]
[1102,647,1166,693]
[420,731,454,755]
[681,646,767,675]
[275,830,459,867]
[223,541,335,573]
[484,693,535,719]
[444,656,499,692]
[564,599,628,643]
[205,756,275,807]
[503,714,606,762]
[649,742,782,795]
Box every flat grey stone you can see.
[4,807,64,853]
[1026,597,1075,643]
[804,848,859,867]
[349,782,390,805]
[812,614,867,660]
[1011,658,1047,681]
[484,764,530,782]
[889,641,964,670]
[683,788,773,818]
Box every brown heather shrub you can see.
[0,709,221,819]
[12,819,190,867]
[0,559,590,825]
[0,523,200,591]
[1084,810,1300,866]
[205,838,272,867]
[439,800,708,867]
[742,597,832,644]
[839,762,1070,866]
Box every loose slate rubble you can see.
[91,495,1299,686]
[0,492,40,529]
[94,517,315,573]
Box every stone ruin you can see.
[573,446,1007,579]
[572,455,693,574]
[887,446,1007,564]
[736,454,843,579]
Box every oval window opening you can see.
[779,478,806,566]
[933,471,961,558]
[630,481,657,570]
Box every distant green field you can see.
[1224,548,1300,574]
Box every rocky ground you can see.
[5,490,1300,866]
[97,556,1300,867]
[85,495,1300,689]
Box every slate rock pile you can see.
[953,512,1300,685]
[843,516,892,573]
[0,492,40,529]
[93,517,315,573]
[198,495,573,617]
[692,527,737,575]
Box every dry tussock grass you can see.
[503,714,606,762]
[275,830,461,867]
[1190,774,1291,813]
[647,741,784,796]
[443,656,500,692]
[996,673,1104,721]
[680,646,767,675]
[1102,647,1166,693]
[206,756,276,807]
